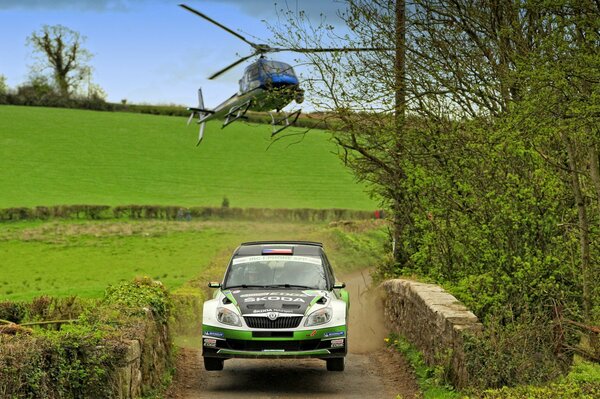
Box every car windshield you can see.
[224,255,327,290]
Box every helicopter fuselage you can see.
[188,60,305,144]
[202,59,304,120]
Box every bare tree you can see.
[27,25,92,98]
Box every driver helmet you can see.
[246,263,264,284]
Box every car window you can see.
[224,255,327,289]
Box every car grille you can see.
[222,339,323,351]
[244,316,303,329]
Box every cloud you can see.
[0,0,169,11]
[0,0,346,17]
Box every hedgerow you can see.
[0,278,172,398]
[0,204,375,222]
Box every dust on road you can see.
[166,270,420,399]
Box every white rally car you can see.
[202,241,349,371]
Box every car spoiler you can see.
[240,241,323,247]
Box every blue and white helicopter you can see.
[179,4,383,145]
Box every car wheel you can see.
[326,357,345,371]
[204,357,224,371]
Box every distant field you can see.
[0,105,376,210]
[0,219,387,301]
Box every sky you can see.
[0,0,348,107]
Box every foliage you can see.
[0,301,27,323]
[463,314,569,389]
[477,360,600,399]
[27,25,94,98]
[0,74,7,97]
[104,277,172,323]
[0,204,374,223]
[272,0,600,388]
[386,334,461,399]
[0,278,173,398]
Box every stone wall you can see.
[113,311,172,398]
[381,279,483,389]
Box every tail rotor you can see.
[185,88,211,145]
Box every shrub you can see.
[463,313,570,389]
[0,278,173,398]
[104,277,172,323]
[0,301,27,323]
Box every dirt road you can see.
[166,270,420,399]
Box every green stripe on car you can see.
[202,324,346,341]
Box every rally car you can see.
[202,241,349,371]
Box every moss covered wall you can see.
[382,279,483,389]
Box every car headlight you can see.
[216,307,241,326]
[305,307,332,326]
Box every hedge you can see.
[0,204,377,223]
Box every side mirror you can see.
[333,282,346,289]
[208,282,221,288]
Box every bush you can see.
[0,204,375,223]
[463,313,570,389]
[104,277,172,323]
[479,359,600,398]
[0,278,173,398]
[0,301,27,323]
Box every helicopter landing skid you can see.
[270,109,302,137]
[223,101,252,128]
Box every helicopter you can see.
[179,3,386,145]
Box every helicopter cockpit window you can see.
[240,64,261,93]
[262,61,296,77]
[247,64,260,80]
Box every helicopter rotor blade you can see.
[208,53,256,80]
[275,47,394,53]
[179,4,258,48]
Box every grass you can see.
[0,219,388,301]
[386,334,461,399]
[0,105,376,210]
[386,332,600,399]
[478,358,600,398]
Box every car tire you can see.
[204,357,224,371]
[326,357,345,371]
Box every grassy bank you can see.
[0,105,376,210]
[0,219,387,301]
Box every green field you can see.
[0,105,376,210]
[0,219,386,301]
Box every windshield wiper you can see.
[225,284,267,289]
[266,284,315,290]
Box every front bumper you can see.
[202,324,347,359]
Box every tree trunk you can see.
[562,132,593,332]
[392,0,406,263]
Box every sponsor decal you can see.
[203,338,217,347]
[232,290,241,294]
[324,331,345,338]
[244,296,306,303]
[250,308,296,314]
[239,292,308,297]
[204,331,225,338]
[232,255,322,265]
[330,339,345,348]
[309,330,317,337]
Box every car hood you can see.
[225,288,328,316]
